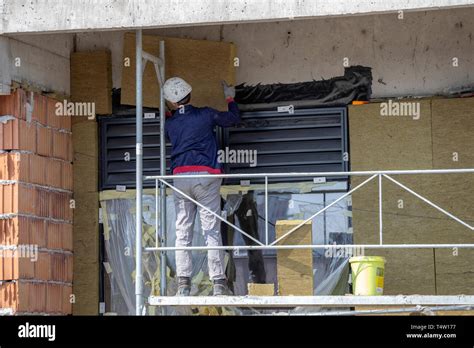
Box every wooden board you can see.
[121,33,236,110]
[70,51,112,115]
[275,220,313,296]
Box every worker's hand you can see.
[221,80,235,99]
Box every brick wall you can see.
[0,88,73,315]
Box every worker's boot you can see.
[176,277,191,296]
[213,279,232,296]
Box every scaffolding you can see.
[134,30,474,315]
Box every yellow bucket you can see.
[349,256,386,295]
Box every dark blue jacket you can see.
[165,100,241,174]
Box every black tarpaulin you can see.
[235,65,372,106]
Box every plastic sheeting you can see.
[235,65,372,106]
[102,194,233,315]
[230,183,353,299]
[101,181,353,315]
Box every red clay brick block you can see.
[0,183,37,215]
[0,251,3,279]
[46,222,73,251]
[29,218,47,249]
[0,118,36,152]
[47,97,72,132]
[60,115,72,132]
[0,249,35,281]
[0,276,69,314]
[46,222,62,250]
[49,253,60,281]
[52,130,73,161]
[62,285,72,314]
[0,153,29,182]
[0,89,27,120]
[61,161,73,191]
[69,140,74,163]
[45,158,62,189]
[65,254,73,283]
[0,154,6,180]
[34,252,50,281]
[17,250,35,280]
[25,185,39,216]
[36,124,52,157]
[29,282,46,313]
[29,154,46,185]
[1,153,66,190]
[17,281,30,312]
[63,223,73,251]
[47,252,73,283]
[2,249,14,280]
[46,97,61,129]
[0,282,29,312]
[32,93,48,125]
[1,184,72,220]
[35,187,50,218]
[48,191,73,221]
[12,153,30,182]
[46,283,62,313]
[0,216,47,249]
[0,153,63,187]
[0,217,30,246]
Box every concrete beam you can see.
[2,0,474,34]
[0,36,12,94]
[0,35,71,95]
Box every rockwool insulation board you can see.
[275,220,313,296]
[121,33,236,110]
[247,283,275,296]
[72,120,100,314]
[349,100,436,295]
[349,97,474,295]
[431,97,474,295]
[71,50,112,116]
[348,100,433,171]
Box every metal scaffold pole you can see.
[159,40,167,299]
[135,29,144,316]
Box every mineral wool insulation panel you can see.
[121,33,236,111]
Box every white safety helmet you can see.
[163,77,192,103]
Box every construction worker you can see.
[163,77,240,296]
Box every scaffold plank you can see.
[148,295,474,307]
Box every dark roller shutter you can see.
[99,107,348,189]
[99,116,171,190]
[222,107,348,184]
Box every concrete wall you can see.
[0,34,72,95]
[2,7,472,98]
[74,7,474,98]
[2,0,473,34]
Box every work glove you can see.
[221,80,235,99]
